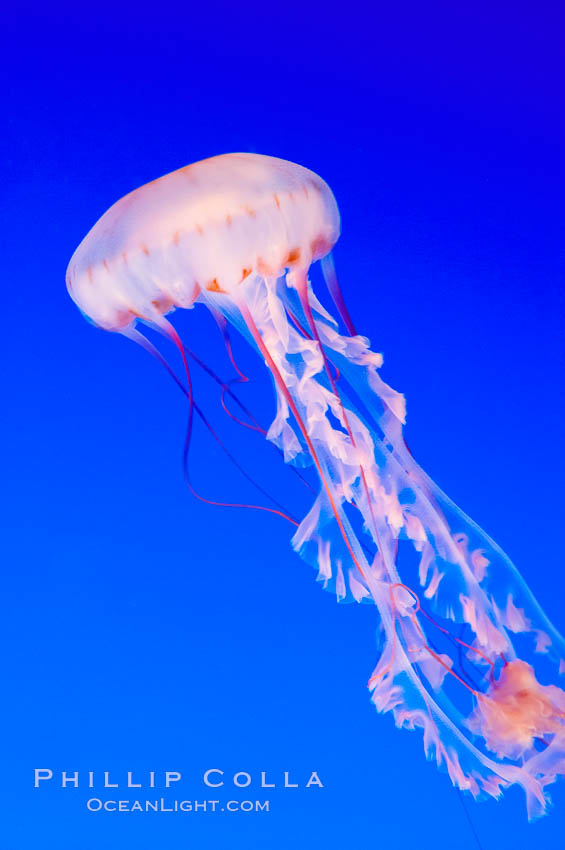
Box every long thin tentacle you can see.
[122,325,299,526]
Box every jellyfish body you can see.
[67,153,565,818]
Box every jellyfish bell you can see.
[66,153,340,332]
[67,152,565,819]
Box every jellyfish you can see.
[66,153,565,818]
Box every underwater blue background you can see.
[2,2,564,848]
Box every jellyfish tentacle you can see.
[296,270,393,572]
[285,304,341,382]
[320,253,357,336]
[131,317,299,527]
[182,404,300,526]
[184,347,262,430]
[236,293,371,585]
[312,312,565,672]
[122,325,188,396]
[207,302,270,434]
[219,386,266,434]
[207,302,250,382]
[299,302,517,639]
[143,314,317,495]
[296,274,488,690]
[235,279,502,758]
[192,403,299,522]
[230,272,563,817]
